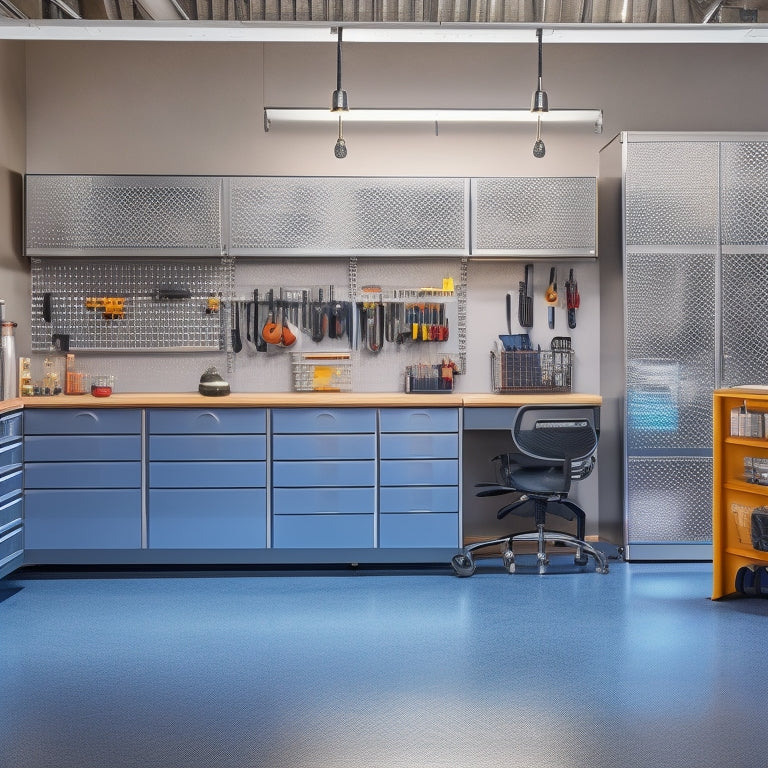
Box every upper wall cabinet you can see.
[470,177,597,259]
[26,175,224,257]
[227,176,469,257]
[624,140,719,248]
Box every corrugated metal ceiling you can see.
[0,0,757,23]
[2,0,766,28]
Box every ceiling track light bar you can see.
[264,107,604,133]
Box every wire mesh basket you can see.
[491,347,573,393]
[292,353,352,392]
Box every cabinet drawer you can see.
[379,512,459,548]
[380,459,459,486]
[24,408,140,434]
[24,489,141,549]
[148,408,266,434]
[149,461,266,488]
[24,435,141,462]
[0,469,22,504]
[149,434,266,461]
[273,460,376,487]
[272,408,375,434]
[0,441,22,472]
[0,496,22,534]
[380,486,459,514]
[148,489,267,548]
[272,514,374,549]
[273,434,375,461]
[0,411,22,444]
[380,433,458,460]
[273,487,375,515]
[379,408,458,433]
[0,527,23,567]
[26,461,141,489]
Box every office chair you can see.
[451,404,608,576]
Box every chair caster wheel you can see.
[502,550,515,574]
[574,555,589,566]
[451,554,476,577]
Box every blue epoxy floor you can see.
[1,560,767,768]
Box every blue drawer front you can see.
[24,434,141,462]
[274,487,375,515]
[380,459,459,486]
[272,408,375,434]
[25,462,141,489]
[148,408,266,435]
[0,440,22,470]
[149,434,266,461]
[273,460,376,487]
[24,489,141,549]
[380,433,458,460]
[273,434,375,461]
[0,411,22,444]
[380,485,459,514]
[0,527,23,568]
[379,408,458,433]
[148,489,267,548]
[273,514,374,548]
[24,408,140,434]
[0,469,22,504]
[379,513,459,548]
[149,461,266,488]
[0,496,22,533]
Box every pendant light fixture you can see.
[531,28,548,159]
[331,26,348,159]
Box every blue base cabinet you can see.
[147,408,267,548]
[13,404,463,568]
[24,409,142,551]
[379,408,460,548]
[271,408,377,548]
[0,411,23,578]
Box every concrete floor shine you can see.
[1,560,766,768]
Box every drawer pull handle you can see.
[195,412,221,425]
[74,411,99,423]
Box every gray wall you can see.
[0,41,27,346]
[12,38,768,540]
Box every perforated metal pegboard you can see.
[26,175,222,253]
[720,142,768,246]
[625,141,719,246]
[228,177,468,254]
[471,177,595,252]
[624,252,716,451]
[626,456,713,543]
[721,251,768,386]
[31,259,230,352]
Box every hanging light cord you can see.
[537,28,543,91]
[337,28,343,93]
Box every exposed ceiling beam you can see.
[0,0,27,18]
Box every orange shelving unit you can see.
[713,388,768,599]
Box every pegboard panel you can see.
[31,259,231,352]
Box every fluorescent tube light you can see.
[0,21,767,44]
[264,107,604,134]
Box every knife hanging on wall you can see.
[545,267,558,330]
[566,269,580,329]
[518,264,534,328]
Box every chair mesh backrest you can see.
[514,420,597,463]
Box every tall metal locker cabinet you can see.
[598,131,768,561]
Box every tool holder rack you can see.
[491,347,573,393]
[31,259,230,353]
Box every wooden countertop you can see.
[5,391,601,410]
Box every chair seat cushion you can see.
[506,466,568,494]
